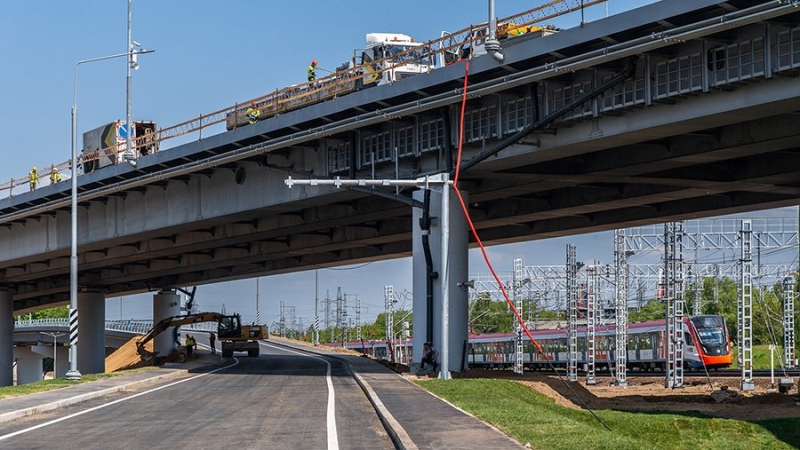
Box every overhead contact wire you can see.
[451,60,611,432]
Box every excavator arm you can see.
[136,312,222,351]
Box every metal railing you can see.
[13,317,215,334]
[0,0,605,199]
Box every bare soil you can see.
[439,369,800,421]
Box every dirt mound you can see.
[105,336,155,373]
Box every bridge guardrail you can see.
[0,0,605,199]
[14,318,216,334]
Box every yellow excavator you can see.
[137,312,268,358]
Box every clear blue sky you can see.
[6,1,792,328]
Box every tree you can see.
[32,306,68,319]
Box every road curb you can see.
[0,368,190,424]
[349,369,419,450]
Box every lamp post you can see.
[123,0,142,167]
[41,332,64,379]
[69,47,154,381]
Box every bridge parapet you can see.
[14,318,215,334]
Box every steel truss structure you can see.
[567,244,579,382]
[513,258,524,375]
[614,229,628,387]
[664,222,685,389]
[740,221,755,391]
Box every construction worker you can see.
[50,167,61,184]
[246,101,261,125]
[29,166,38,191]
[308,59,318,82]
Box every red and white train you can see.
[331,314,732,372]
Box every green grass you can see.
[416,378,800,450]
[742,345,787,370]
[0,366,157,400]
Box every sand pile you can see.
[105,336,154,373]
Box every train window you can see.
[691,316,727,345]
[684,332,694,347]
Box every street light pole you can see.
[69,47,154,381]
[123,0,142,167]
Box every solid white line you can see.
[0,358,239,442]
[264,342,339,450]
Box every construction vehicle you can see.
[81,120,158,173]
[137,312,267,358]
[358,33,432,85]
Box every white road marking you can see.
[0,359,240,442]
[264,342,339,450]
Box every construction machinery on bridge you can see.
[106,312,267,372]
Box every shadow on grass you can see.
[525,373,800,449]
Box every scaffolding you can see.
[740,220,755,391]
[614,229,628,387]
[783,276,796,369]
[567,244,579,382]
[664,222,685,388]
[513,258,524,375]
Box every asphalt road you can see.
[0,342,393,450]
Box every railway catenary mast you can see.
[783,277,796,369]
[567,244,579,382]
[586,261,599,385]
[664,222,685,389]
[741,220,755,391]
[614,229,629,387]
[513,258,524,375]
[385,285,395,362]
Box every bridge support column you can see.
[78,291,106,374]
[0,289,12,386]
[13,346,43,385]
[412,186,469,374]
[31,343,69,378]
[153,290,181,360]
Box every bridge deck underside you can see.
[3,0,800,312]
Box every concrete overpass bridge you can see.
[1,0,799,380]
[10,318,212,384]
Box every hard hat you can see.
[32,166,36,170]
[312,60,318,66]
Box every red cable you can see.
[452,61,544,355]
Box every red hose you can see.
[452,61,544,355]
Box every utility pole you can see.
[614,229,628,387]
[385,285,395,362]
[513,258,524,375]
[740,220,755,391]
[566,244,579,382]
[586,260,598,386]
[314,270,320,346]
[664,221,685,389]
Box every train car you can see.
[686,314,732,369]
[323,339,414,365]
[466,314,732,372]
[329,315,732,373]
